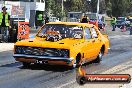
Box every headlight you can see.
[56,49,69,58]
[15,46,26,54]
[15,46,21,54]
[61,49,69,58]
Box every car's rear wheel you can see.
[93,51,103,63]
[22,62,30,68]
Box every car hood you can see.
[15,38,84,49]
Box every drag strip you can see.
[0,35,132,88]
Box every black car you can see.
[116,17,127,28]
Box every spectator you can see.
[45,16,49,24]
[129,17,132,35]
[0,6,11,42]
[110,16,117,31]
[80,16,89,23]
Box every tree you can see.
[99,0,106,14]
[111,0,130,17]
[45,0,132,18]
[89,0,106,14]
[105,0,112,16]
[90,0,98,13]
[70,0,84,12]
[45,0,61,17]
[126,0,132,15]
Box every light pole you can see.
[87,0,91,4]
[62,0,64,17]
[97,0,99,20]
[61,0,66,21]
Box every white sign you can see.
[11,5,25,18]
[36,2,45,11]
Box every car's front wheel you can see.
[70,54,81,69]
[93,51,103,63]
[72,59,77,68]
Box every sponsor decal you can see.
[76,66,131,85]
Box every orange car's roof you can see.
[46,22,94,28]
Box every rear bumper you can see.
[13,54,73,64]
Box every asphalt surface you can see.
[0,28,132,88]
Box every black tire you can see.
[69,55,81,69]
[22,62,30,68]
[76,76,87,85]
[93,51,103,63]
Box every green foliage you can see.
[106,0,132,17]
[45,0,132,17]
[90,0,98,13]
[105,0,112,16]
[70,0,84,11]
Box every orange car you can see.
[13,22,110,68]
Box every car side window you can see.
[84,27,91,39]
[90,28,98,38]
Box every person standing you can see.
[37,13,43,24]
[44,16,49,24]
[110,16,117,31]
[35,13,43,29]
[80,16,89,23]
[129,17,132,35]
[0,6,11,42]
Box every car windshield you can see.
[37,24,83,39]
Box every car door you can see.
[82,27,95,62]
[90,27,102,57]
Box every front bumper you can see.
[13,54,73,64]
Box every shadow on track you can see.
[20,64,72,72]
[20,61,97,72]
[0,60,98,72]
[0,62,21,67]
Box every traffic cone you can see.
[121,26,126,32]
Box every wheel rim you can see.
[99,51,103,60]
